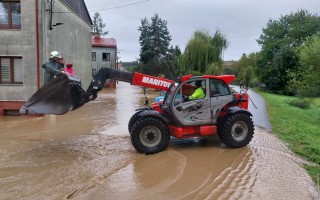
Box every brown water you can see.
[0,82,319,200]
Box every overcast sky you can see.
[84,0,320,62]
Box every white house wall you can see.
[41,0,92,89]
[92,47,117,72]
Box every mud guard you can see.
[135,109,174,126]
[226,106,252,116]
[20,74,85,115]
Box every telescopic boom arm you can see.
[84,68,175,102]
[20,67,175,115]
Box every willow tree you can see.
[181,29,228,74]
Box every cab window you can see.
[210,79,230,97]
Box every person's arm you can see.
[44,63,64,75]
[189,88,203,100]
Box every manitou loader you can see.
[20,68,254,154]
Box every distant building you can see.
[223,60,235,67]
[222,60,236,74]
[92,35,117,88]
[0,0,93,115]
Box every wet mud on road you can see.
[0,82,319,200]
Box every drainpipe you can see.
[49,0,53,30]
[35,0,40,89]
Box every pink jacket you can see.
[65,67,74,76]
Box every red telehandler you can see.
[20,68,254,154]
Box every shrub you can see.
[287,98,311,109]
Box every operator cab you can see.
[163,77,233,126]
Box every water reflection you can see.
[92,82,159,136]
[97,82,143,135]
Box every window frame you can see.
[102,52,110,62]
[0,1,22,29]
[92,52,96,61]
[0,56,23,84]
[209,79,231,97]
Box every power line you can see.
[88,0,152,12]
[53,0,152,14]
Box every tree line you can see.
[225,10,320,97]
[256,9,320,97]
[131,14,229,80]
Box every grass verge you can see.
[258,91,320,188]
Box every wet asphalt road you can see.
[231,86,272,130]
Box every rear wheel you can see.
[131,117,170,154]
[218,113,254,148]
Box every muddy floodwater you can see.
[0,82,319,200]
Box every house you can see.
[92,35,117,88]
[222,60,236,74]
[0,0,93,115]
[223,60,235,67]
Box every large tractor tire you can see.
[131,117,170,154]
[218,112,254,148]
[128,112,141,134]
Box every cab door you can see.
[171,79,212,126]
[209,78,233,124]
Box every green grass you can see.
[258,92,320,187]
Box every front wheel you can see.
[128,112,141,134]
[218,113,254,148]
[131,117,170,154]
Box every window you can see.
[92,52,96,61]
[0,1,21,29]
[102,53,110,62]
[0,57,23,84]
[210,79,230,97]
[92,69,96,77]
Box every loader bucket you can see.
[20,74,85,115]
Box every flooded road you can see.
[0,82,319,200]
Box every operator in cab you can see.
[187,80,205,101]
